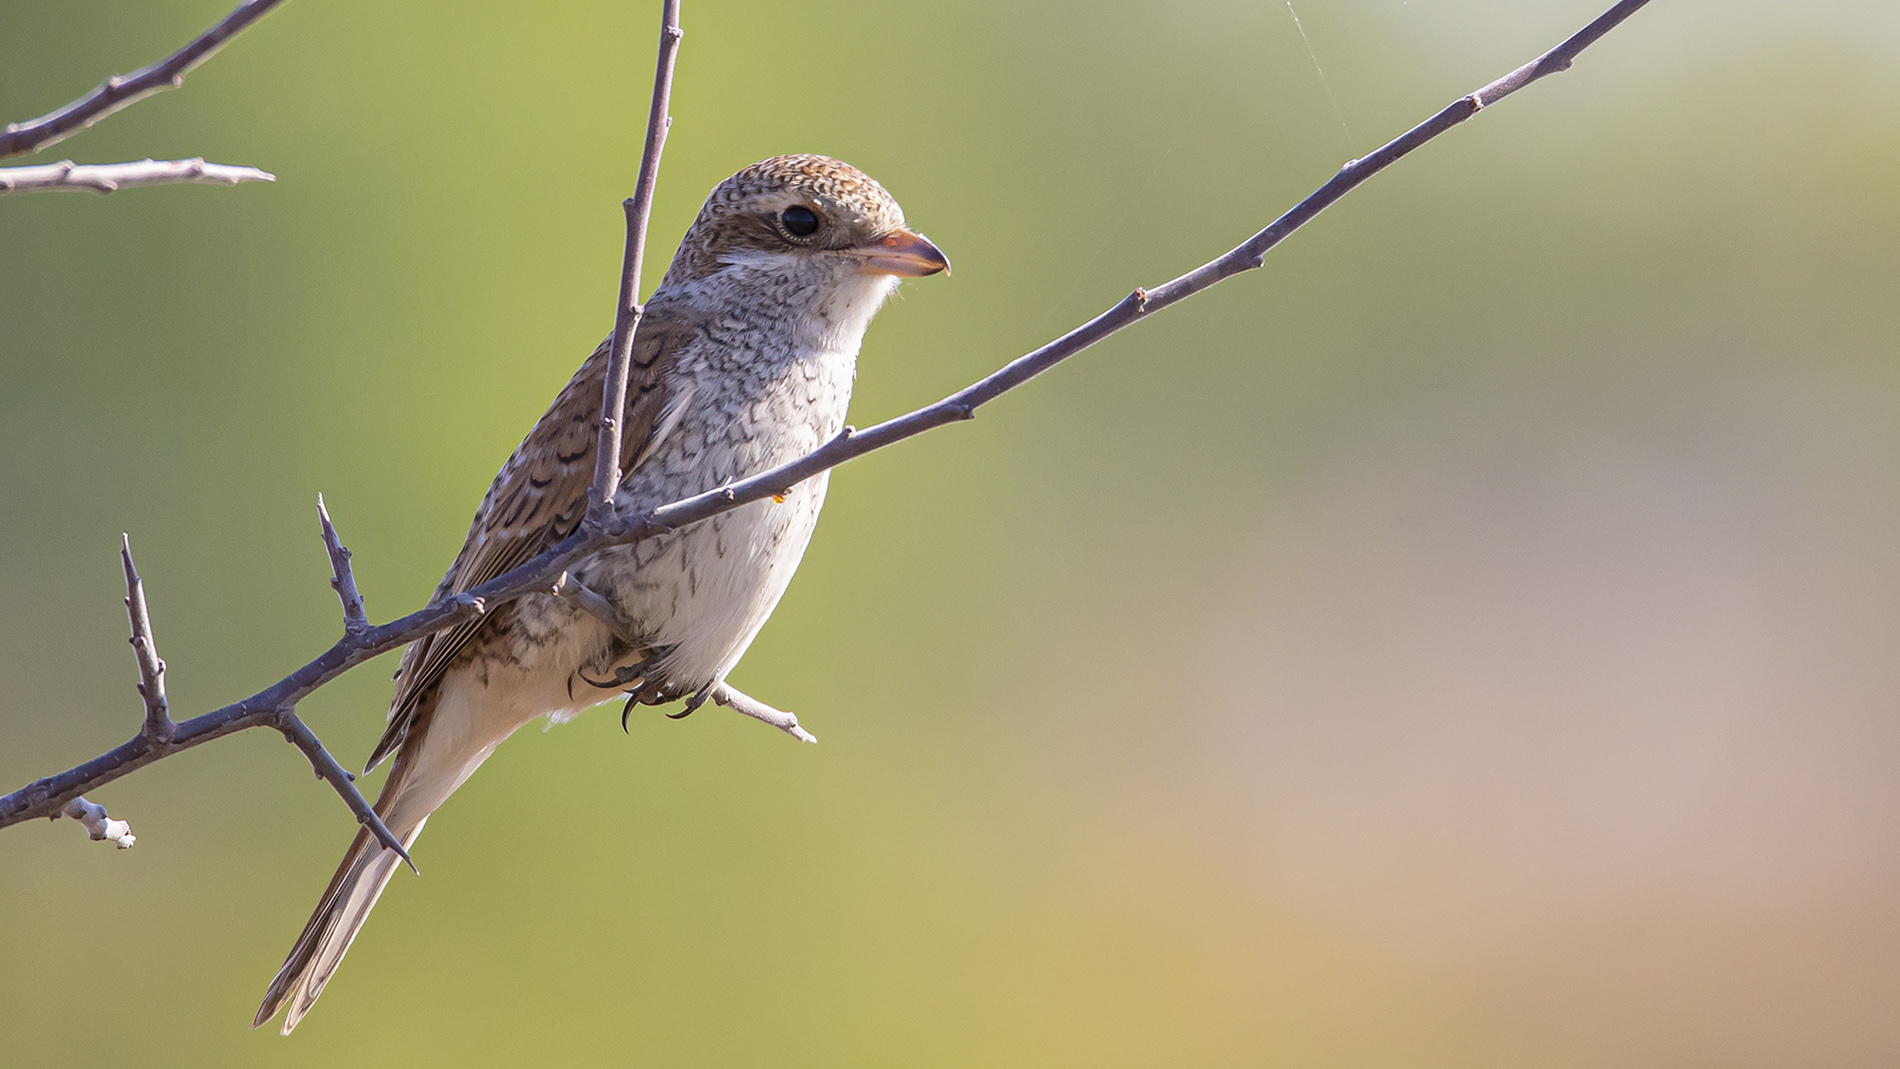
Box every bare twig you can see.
[588,0,684,530]
[0,0,1652,835]
[62,797,135,848]
[712,685,817,744]
[273,708,416,873]
[0,0,291,160]
[0,158,274,195]
[120,536,176,745]
[316,495,368,635]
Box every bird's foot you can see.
[664,685,713,720]
[580,660,650,691]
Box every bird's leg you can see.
[711,683,817,744]
[558,572,664,715]
[551,571,641,645]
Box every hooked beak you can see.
[851,228,951,278]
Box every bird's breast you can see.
[578,336,858,690]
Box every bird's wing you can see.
[364,308,693,772]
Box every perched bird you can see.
[254,155,948,1033]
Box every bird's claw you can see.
[665,686,712,721]
[580,661,649,691]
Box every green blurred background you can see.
[5,0,1900,1064]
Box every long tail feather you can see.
[254,738,434,1035]
[253,817,426,1033]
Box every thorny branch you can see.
[0,0,690,843]
[0,0,1654,842]
[50,532,413,856]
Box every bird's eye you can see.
[781,205,820,237]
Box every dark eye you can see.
[781,205,820,237]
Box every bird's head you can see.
[659,154,949,296]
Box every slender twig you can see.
[120,536,176,745]
[0,0,291,159]
[316,495,368,635]
[712,685,817,744]
[0,158,274,195]
[0,0,1653,835]
[588,0,684,530]
[272,707,416,872]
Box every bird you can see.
[253,154,948,1034]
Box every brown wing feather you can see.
[363,312,689,772]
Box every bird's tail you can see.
[254,677,524,1034]
[253,756,428,1035]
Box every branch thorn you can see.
[317,494,369,635]
[120,534,175,744]
[276,707,417,875]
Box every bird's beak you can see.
[852,228,951,277]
